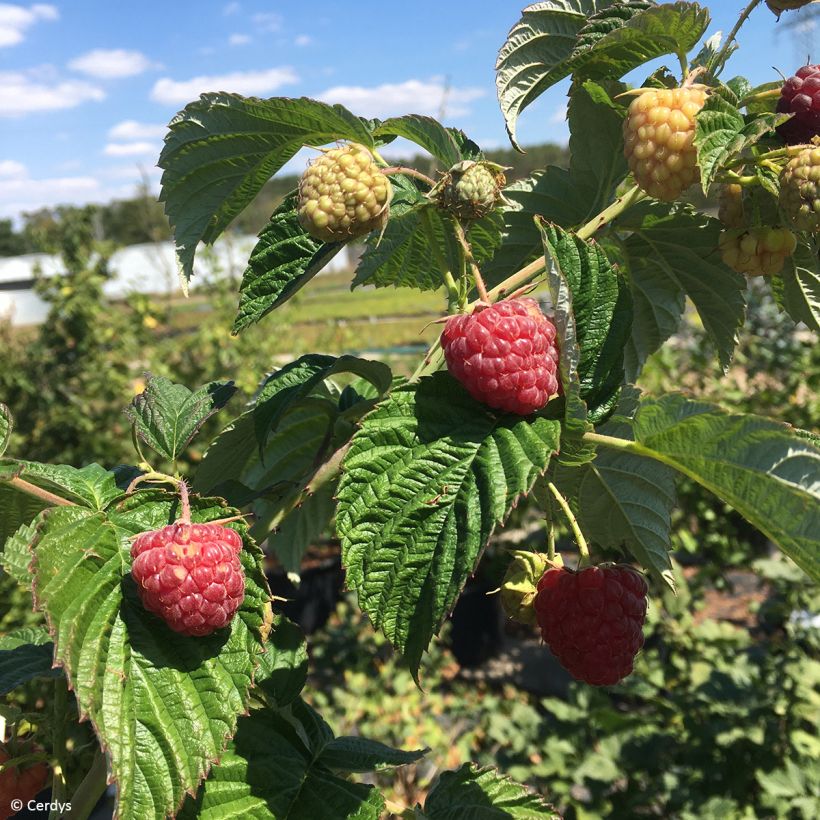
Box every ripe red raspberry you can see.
[623,85,707,201]
[777,64,820,144]
[131,522,245,637]
[534,565,647,686]
[0,745,49,818]
[441,298,560,415]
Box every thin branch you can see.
[546,481,589,563]
[4,476,75,507]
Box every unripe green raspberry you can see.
[297,143,392,243]
[623,85,708,201]
[500,550,557,625]
[718,227,797,276]
[780,146,820,231]
[429,160,507,220]
[718,183,745,228]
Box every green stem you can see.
[676,51,688,83]
[576,185,646,241]
[452,218,490,303]
[2,476,76,507]
[546,516,556,561]
[715,171,758,186]
[64,750,108,820]
[381,166,436,188]
[546,481,589,564]
[712,0,764,74]
[49,679,68,820]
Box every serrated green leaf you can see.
[694,94,786,192]
[125,375,236,463]
[537,221,593,465]
[0,460,122,510]
[631,394,820,582]
[0,483,48,550]
[554,444,677,590]
[537,222,630,423]
[354,179,501,292]
[373,116,462,167]
[159,94,374,284]
[180,700,386,819]
[496,1,709,147]
[423,763,558,819]
[0,627,60,694]
[496,1,621,148]
[317,737,426,773]
[1,512,46,586]
[30,491,272,820]
[0,404,11,457]
[233,192,344,333]
[266,478,337,573]
[780,241,820,331]
[618,202,746,378]
[254,615,307,708]
[337,373,561,675]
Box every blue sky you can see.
[0,0,811,221]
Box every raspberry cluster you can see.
[719,227,797,276]
[131,522,245,637]
[534,565,647,686]
[623,85,707,201]
[441,298,560,416]
[777,64,820,145]
[780,146,820,231]
[297,143,391,243]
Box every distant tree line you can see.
[0,142,570,257]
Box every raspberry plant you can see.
[1,1,819,818]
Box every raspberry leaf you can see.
[126,374,236,462]
[538,221,631,424]
[0,403,10,457]
[1,512,45,586]
[423,763,559,819]
[0,460,122,510]
[28,491,274,819]
[0,627,60,695]
[159,94,374,285]
[777,241,820,332]
[631,395,820,583]
[253,615,308,708]
[694,93,788,193]
[234,192,345,332]
[355,177,502,291]
[372,116,463,167]
[497,1,709,148]
[336,373,561,675]
[617,202,746,378]
[180,699,388,819]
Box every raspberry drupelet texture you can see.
[719,227,797,276]
[441,298,560,416]
[623,85,707,201]
[717,183,745,228]
[430,160,507,221]
[130,522,245,637]
[780,146,820,231]
[777,64,820,145]
[297,143,391,243]
[534,565,648,686]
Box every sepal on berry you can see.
[500,551,560,625]
[428,160,508,220]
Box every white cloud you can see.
[0,3,58,48]
[68,48,154,79]
[108,120,166,141]
[223,1,240,14]
[151,66,298,105]
[228,33,251,46]
[0,69,104,116]
[251,12,281,32]
[103,141,158,157]
[0,170,104,219]
[318,78,485,119]
[294,34,312,47]
[0,159,26,178]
